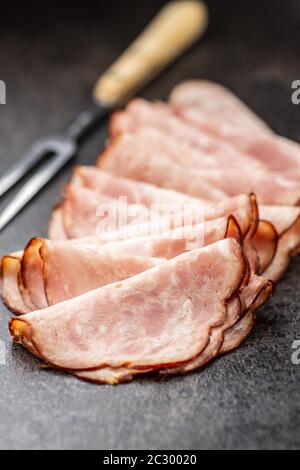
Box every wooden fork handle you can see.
[93,1,209,106]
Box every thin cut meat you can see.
[47,165,281,278]
[73,297,242,385]
[160,274,273,377]
[109,98,264,171]
[2,217,240,315]
[72,167,253,236]
[71,273,273,384]
[62,184,152,239]
[260,205,300,281]
[48,205,67,240]
[170,81,270,138]
[59,170,280,277]
[73,367,153,385]
[4,240,163,314]
[111,118,263,172]
[99,133,300,206]
[72,166,203,207]
[170,81,300,171]
[1,256,29,315]
[99,134,228,202]
[10,239,247,371]
[71,167,279,275]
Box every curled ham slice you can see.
[2,216,240,315]
[260,206,300,281]
[64,167,280,278]
[72,166,203,207]
[71,167,254,236]
[1,256,29,315]
[73,274,273,384]
[10,239,247,371]
[2,243,163,315]
[169,81,300,171]
[62,185,153,239]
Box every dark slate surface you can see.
[0,0,299,450]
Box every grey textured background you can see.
[0,0,299,450]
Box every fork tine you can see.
[0,141,52,199]
[0,142,76,232]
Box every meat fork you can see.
[0,1,209,232]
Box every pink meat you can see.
[3,216,239,315]
[73,273,273,384]
[10,238,246,371]
[48,205,67,240]
[170,81,300,171]
[62,184,152,239]
[109,98,264,171]
[260,205,300,281]
[1,256,29,315]
[55,172,280,276]
[99,133,300,206]
[72,166,203,207]
[72,167,254,236]
[100,134,228,202]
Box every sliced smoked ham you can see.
[98,133,300,206]
[64,167,282,278]
[99,134,228,201]
[169,81,270,139]
[71,167,254,236]
[169,81,300,171]
[159,274,273,377]
[2,241,163,315]
[10,239,247,371]
[72,166,203,207]
[4,83,295,386]
[9,239,273,385]
[62,184,153,239]
[74,273,273,384]
[2,217,240,315]
[109,98,264,171]
[48,205,67,240]
[1,256,29,315]
[260,205,300,281]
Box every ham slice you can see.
[74,272,273,384]
[109,98,264,171]
[72,167,280,276]
[62,184,153,239]
[1,256,29,315]
[2,216,240,315]
[111,118,263,172]
[72,167,254,236]
[99,133,300,206]
[3,240,164,314]
[72,166,203,207]
[260,205,300,281]
[169,81,270,139]
[50,165,283,280]
[99,134,228,202]
[48,205,67,240]
[10,239,247,372]
[160,274,273,376]
[66,167,282,277]
[170,81,300,171]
